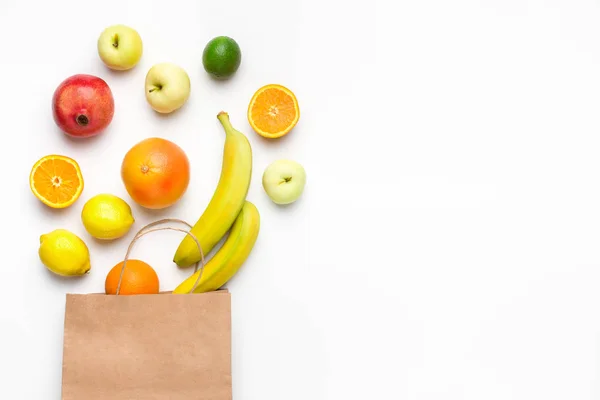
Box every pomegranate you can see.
[52,74,114,138]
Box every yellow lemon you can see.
[39,229,91,276]
[81,194,135,240]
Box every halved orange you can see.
[248,84,300,139]
[29,155,84,209]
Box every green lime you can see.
[202,36,242,79]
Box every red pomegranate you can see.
[52,74,114,138]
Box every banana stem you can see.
[217,111,233,132]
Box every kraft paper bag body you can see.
[61,290,232,400]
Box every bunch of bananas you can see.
[172,111,260,294]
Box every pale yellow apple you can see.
[97,24,143,70]
[262,159,307,205]
[145,63,191,113]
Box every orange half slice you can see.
[29,155,84,209]
[248,84,300,139]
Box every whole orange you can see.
[105,259,160,295]
[121,137,190,209]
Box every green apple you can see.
[145,63,191,114]
[97,24,143,70]
[262,159,307,205]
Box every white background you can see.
[2,0,600,398]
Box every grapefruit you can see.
[121,138,190,209]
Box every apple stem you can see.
[148,84,162,93]
[217,111,233,132]
[76,114,89,126]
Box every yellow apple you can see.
[262,159,307,205]
[97,24,143,71]
[145,63,191,113]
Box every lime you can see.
[202,36,242,79]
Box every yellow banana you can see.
[173,111,252,267]
[173,201,260,294]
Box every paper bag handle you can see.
[115,219,206,295]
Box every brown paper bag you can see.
[60,220,233,400]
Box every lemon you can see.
[39,229,91,276]
[81,194,135,240]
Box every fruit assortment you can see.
[32,24,307,294]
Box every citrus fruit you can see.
[120,138,190,209]
[202,36,242,79]
[105,259,159,295]
[39,229,91,276]
[248,84,300,139]
[29,155,84,208]
[81,194,135,240]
